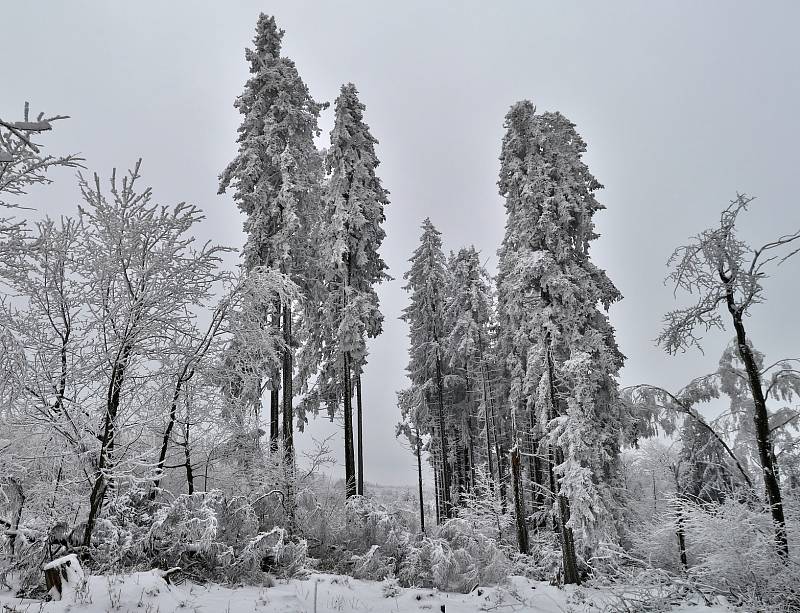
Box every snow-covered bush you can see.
[145,490,234,580]
[234,526,309,580]
[633,495,800,611]
[399,518,510,592]
[343,496,410,560]
[351,544,396,580]
[457,465,515,545]
[507,532,563,582]
[0,524,47,597]
[381,572,401,598]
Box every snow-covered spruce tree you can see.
[218,13,324,525]
[495,102,627,583]
[401,219,454,520]
[312,83,390,497]
[443,247,496,502]
[657,195,800,560]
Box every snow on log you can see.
[158,567,182,585]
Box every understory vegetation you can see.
[1,11,799,613]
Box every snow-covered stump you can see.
[43,554,85,601]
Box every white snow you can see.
[0,571,730,612]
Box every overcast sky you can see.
[3,1,800,486]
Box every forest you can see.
[1,9,799,613]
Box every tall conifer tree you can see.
[218,14,323,528]
[496,102,626,582]
[402,219,453,518]
[314,83,390,497]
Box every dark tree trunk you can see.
[435,356,452,518]
[84,345,130,547]
[282,303,296,533]
[546,345,580,584]
[270,386,280,453]
[511,447,529,554]
[151,375,186,500]
[476,334,497,493]
[528,410,546,529]
[725,288,788,560]
[676,496,688,570]
[465,409,476,492]
[183,420,194,495]
[415,427,425,533]
[356,373,364,495]
[270,300,281,452]
[462,443,472,495]
[433,448,441,525]
[557,486,580,585]
[343,354,356,498]
[494,412,508,508]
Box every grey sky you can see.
[3,1,800,486]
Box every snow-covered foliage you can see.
[0,103,83,211]
[494,101,629,579]
[631,495,800,611]
[3,10,799,611]
[300,82,390,497]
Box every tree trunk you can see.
[415,427,425,533]
[183,419,194,495]
[511,447,529,554]
[433,447,441,525]
[557,487,580,585]
[270,386,280,452]
[282,302,296,533]
[675,496,688,570]
[435,356,452,518]
[270,300,282,452]
[343,354,356,498]
[465,409,476,492]
[476,335,497,493]
[494,412,508,508]
[726,292,788,559]
[528,410,546,529]
[356,374,364,495]
[151,375,185,500]
[84,345,129,547]
[546,345,580,584]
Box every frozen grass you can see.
[0,570,730,613]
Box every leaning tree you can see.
[658,194,800,560]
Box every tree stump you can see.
[43,554,83,601]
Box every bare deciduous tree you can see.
[658,194,800,559]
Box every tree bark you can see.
[270,301,281,453]
[676,496,688,570]
[433,445,441,525]
[546,345,580,584]
[282,302,296,533]
[84,344,130,547]
[356,374,364,495]
[725,287,788,559]
[435,356,452,518]
[511,447,529,554]
[528,410,546,529]
[343,354,356,497]
[476,334,498,493]
[151,376,185,500]
[183,419,194,495]
[415,427,425,534]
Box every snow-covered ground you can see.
[0,570,730,613]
